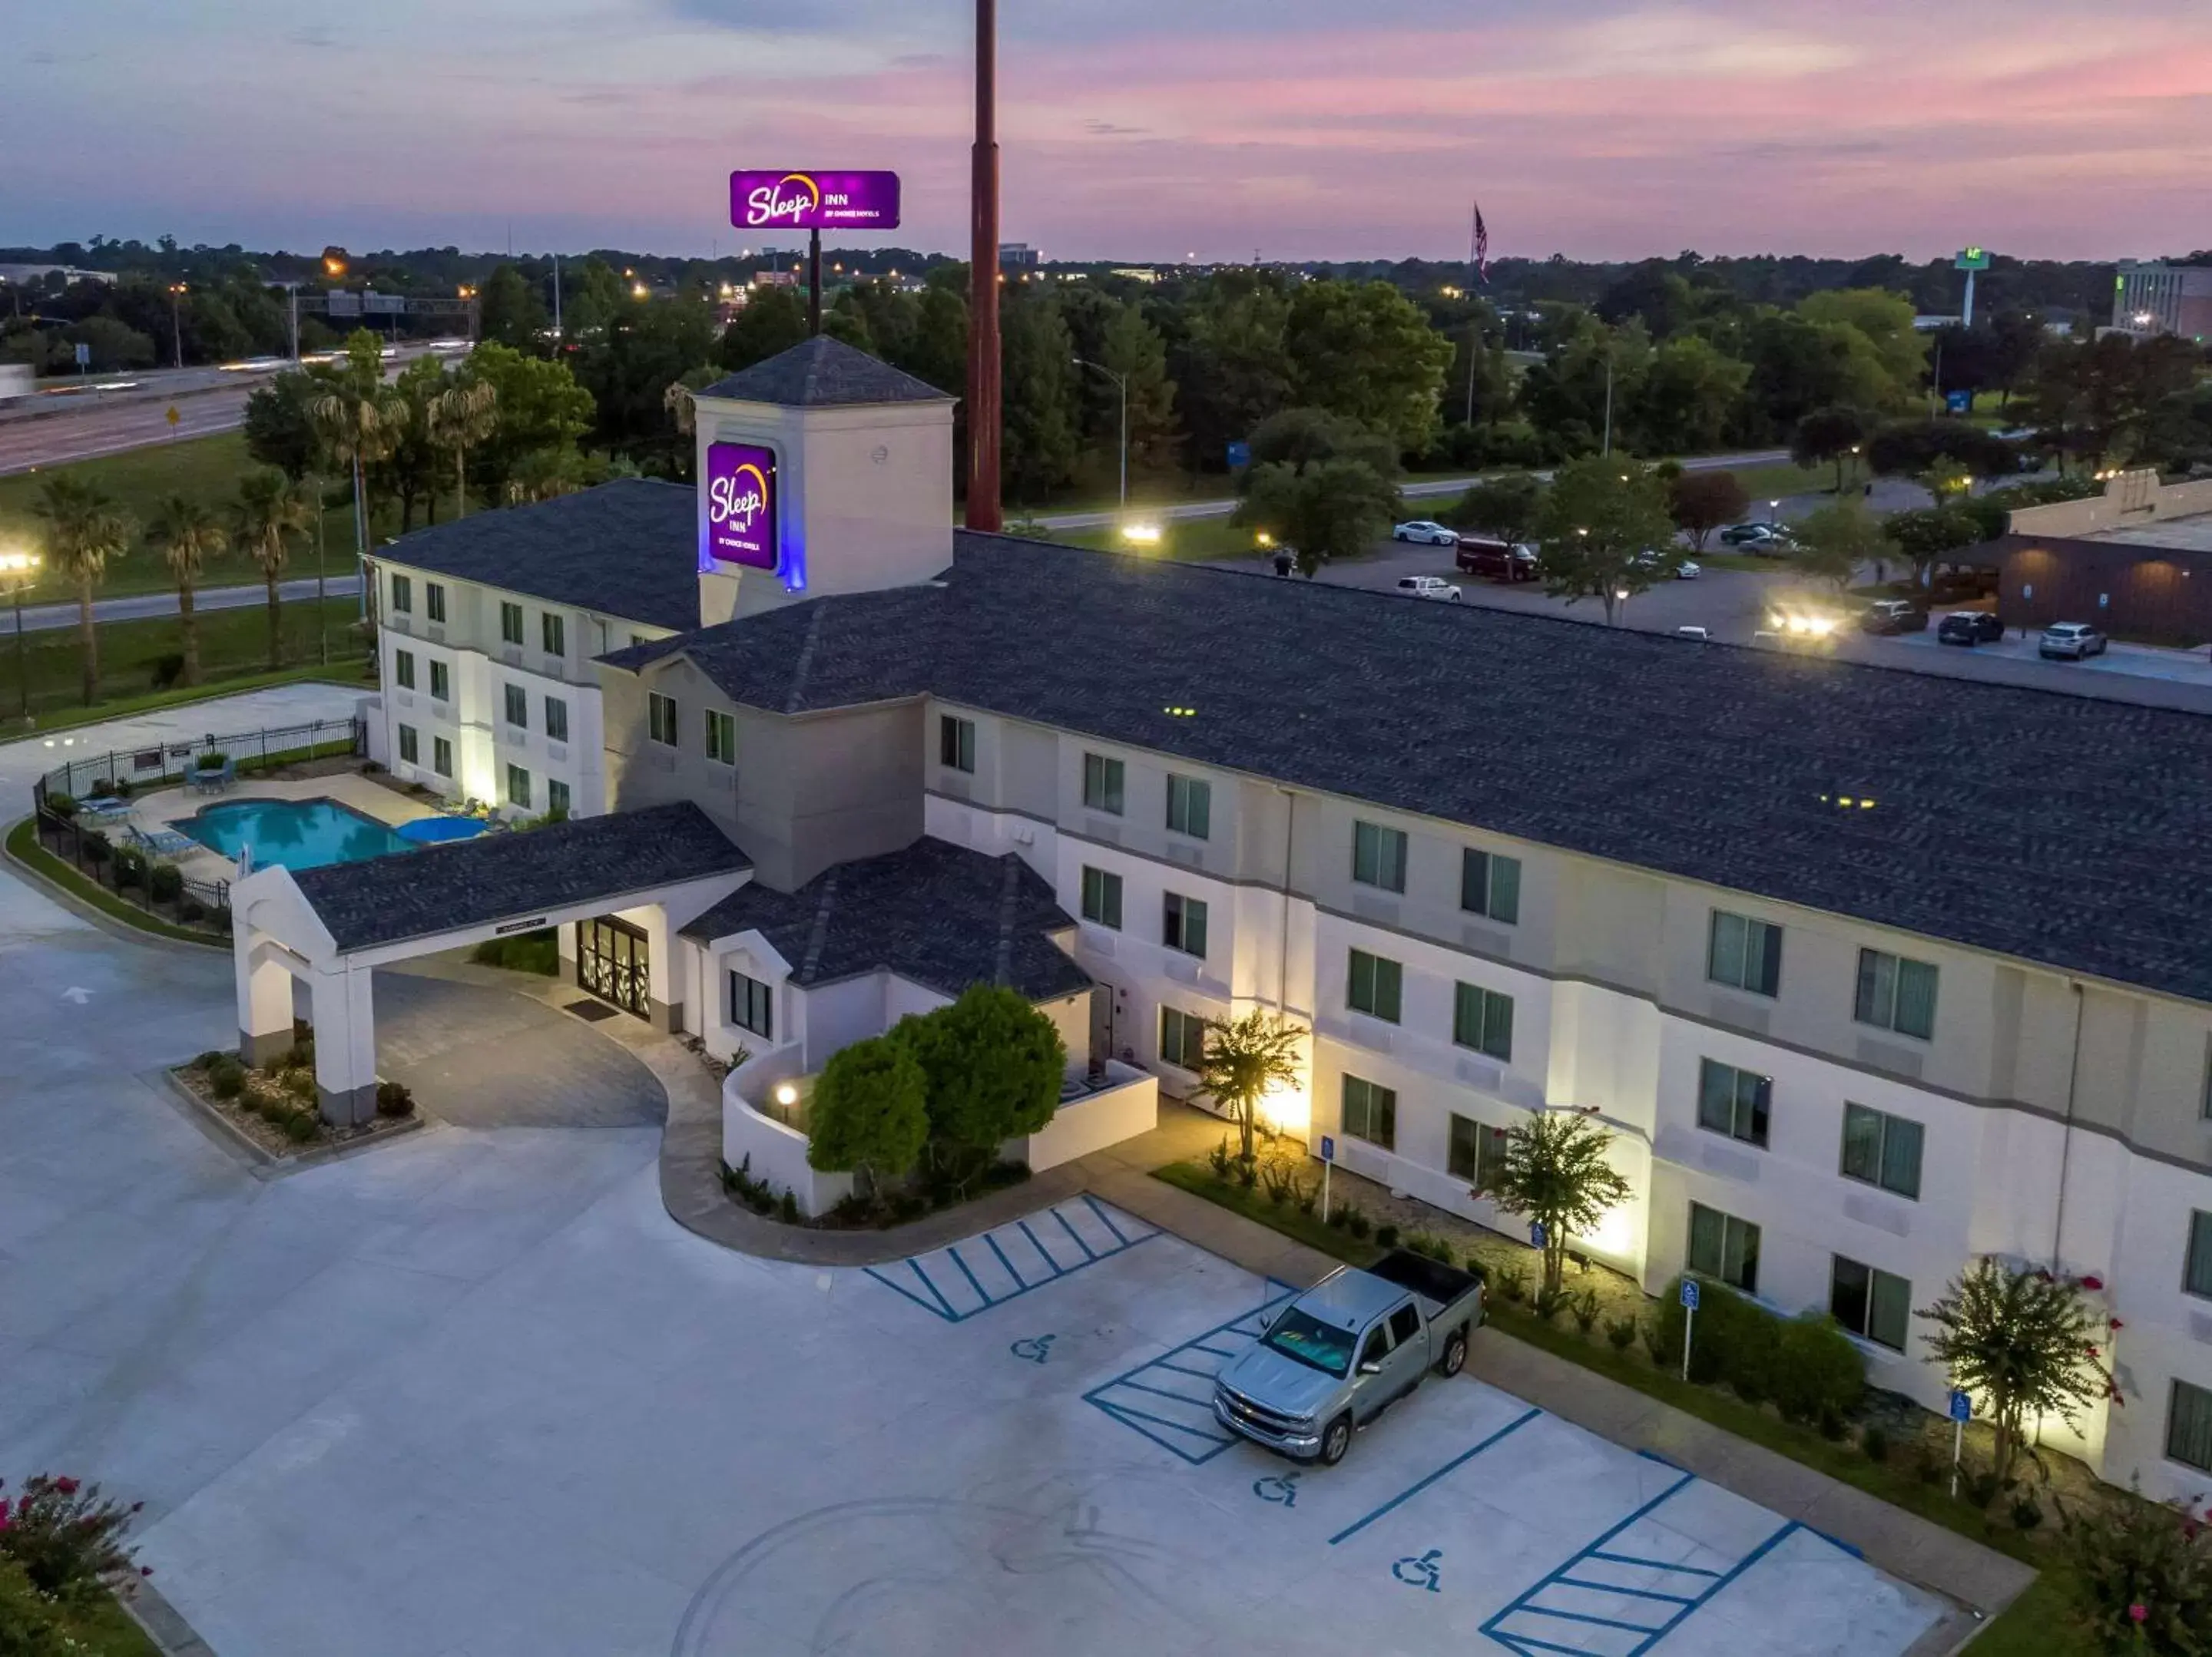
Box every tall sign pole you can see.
[967,0,1004,533]
[808,228,823,336]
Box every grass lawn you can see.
[3,817,225,947]
[1724,459,1844,505]
[52,1591,163,1657]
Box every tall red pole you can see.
[967,0,1003,532]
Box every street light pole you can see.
[1073,357,1129,509]
[0,552,40,724]
[1601,350,1614,458]
[167,283,187,370]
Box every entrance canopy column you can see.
[309,963,378,1126]
[237,932,301,1068]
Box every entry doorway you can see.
[578,914,650,1018]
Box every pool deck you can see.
[121,772,449,883]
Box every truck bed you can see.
[1368,1250,1482,1319]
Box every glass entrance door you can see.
[577,914,650,1018]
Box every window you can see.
[728,971,774,1039]
[1687,1202,1760,1292]
[1452,983,1515,1062]
[1830,1256,1912,1352]
[1160,1007,1207,1070]
[393,649,416,690]
[2170,1381,2212,1473]
[1461,848,1522,924]
[2187,1212,2212,1300]
[505,764,531,809]
[429,660,449,702]
[1855,948,1938,1040]
[1083,752,1124,815]
[1448,1113,1512,1191]
[1346,948,1402,1022]
[547,779,571,818]
[1707,911,1783,997]
[1163,893,1209,958]
[1342,1074,1396,1151]
[1840,1103,1924,1200]
[1079,866,1122,929]
[1359,1327,1391,1370]
[939,715,975,773]
[541,612,565,657]
[504,683,528,729]
[389,573,412,614]
[1166,774,1211,840]
[545,696,569,743]
[1697,1059,1771,1147]
[1388,1304,1422,1346]
[499,601,523,646]
[1353,820,1407,892]
[432,736,453,778]
[396,725,419,765]
[426,582,447,624]
[705,709,736,765]
[648,693,677,746]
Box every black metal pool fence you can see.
[31,716,366,807]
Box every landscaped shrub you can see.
[2010,1492,2043,1532]
[1326,1203,1350,1230]
[1571,1288,1601,1335]
[1605,1316,1638,1352]
[808,1036,928,1192]
[0,1554,63,1653]
[1493,1264,1527,1303]
[2066,1480,2212,1650]
[1344,1208,1372,1240]
[1207,1138,1235,1182]
[1774,1313,1866,1424]
[283,1113,319,1144]
[180,898,205,921]
[44,792,75,819]
[88,779,115,799]
[894,984,1064,1180]
[111,777,133,799]
[207,1057,247,1099]
[0,1473,144,1600]
[147,862,183,902]
[1257,1149,1306,1208]
[1860,1425,1889,1463]
[375,1080,414,1119]
[1651,1278,1863,1420]
[111,846,148,889]
[79,830,111,867]
[1374,1223,1400,1250]
[282,1068,318,1106]
[1532,1286,1568,1325]
[1404,1232,1451,1262]
[1641,1314,1677,1368]
[778,1191,800,1224]
[194,751,228,772]
[284,1037,315,1072]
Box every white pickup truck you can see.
[1395,575,1464,603]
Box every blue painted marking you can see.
[864,1199,1159,1324]
[861,1263,943,1317]
[1588,1550,1720,1578]
[1253,1472,1300,1507]
[946,1245,989,1306]
[983,1232,1027,1289]
[1112,1377,1213,1407]
[1392,1549,1443,1592]
[909,1255,960,1318]
[1518,1606,1665,1634]
[1555,1577,1697,1606]
[1084,1281,1300,1464]
[1154,1360,1220,1381]
[1635,1448,1687,1472]
[1807,1526,1863,1559]
[1082,1192,1133,1245]
[1329,1407,1543,1545]
[1054,1207,1098,1260]
[1015,1219,1065,1277]
[1190,1341,1243,1358]
[1488,1637,1589,1657]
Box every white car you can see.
[1674,559,1701,580]
[1633,551,1700,580]
[1396,575,1463,602]
[1393,520,1459,546]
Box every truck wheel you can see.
[1319,1414,1353,1467]
[1437,1331,1468,1379]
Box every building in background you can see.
[2111,261,2212,342]
[1995,471,2212,644]
[998,243,1040,270]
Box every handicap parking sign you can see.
[1320,1135,1335,1164]
[1680,1279,1700,1311]
[1945,390,1972,415]
[1949,1389,1972,1424]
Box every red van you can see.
[1455,537,1540,583]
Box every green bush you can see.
[195,750,229,770]
[191,1050,221,1070]
[0,1554,63,1655]
[778,1191,800,1224]
[44,792,76,819]
[284,1037,316,1072]
[1860,1424,1889,1463]
[111,845,148,889]
[282,1068,318,1105]
[283,1113,320,1144]
[79,829,111,866]
[1207,1137,1235,1182]
[1344,1209,1372,1240]
[808,1036,929,1187]
[375,1080,415,1119]
[1652,1278,1863,1421]
[207,1057,247,1099]
[1375,1223,1401,1250]
[1326,1203,1350,1230]
[2066,1480,2212,1649]
[0,1472,143,1600]
[1494,1264,1527,1303]
[1605,1316,1638,1351]
[1571,1288,1601,1335]
[1774,1312,1866,1423]
[148,862,184,902]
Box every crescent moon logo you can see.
[780,173,821,211]
[733,464,768,528]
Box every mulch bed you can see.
[172,1060,415,1159]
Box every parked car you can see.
[1393,519,1459,547]
[1213,1252,1485,1467]
[1455,537,1541,582]
[2040,621,2109,660]
[1720,521,1794,551]
[1937,611,2005,647]
[1395,574,1463,603]
[1631,550,1700,580]
[1861,599,1928,636]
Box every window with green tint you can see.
[1082,752,1124,815]
[1687,1202,1760,1292]
[1160,1006,1207,1070]
[705,709,736,765]
[2187,1212,2212,1300]
[429,660,449,701]
[1461,848,1521,924]
[500,601,523,645]
[505,764,531,809]
[432,736,453,778]
[1352,820,1407,892]
[1079,865,1122,929]
[1167,773,1211,839]
[1452,983,1514,1061]
[1840,1103,1923,1200]
[1697,1058,1770,1147]
[545,696,570,743]
[390,574,412,614]
[1707,911,1783,997]
[541,612,565,657]
[648,693,677,746]
[2170,1380,2212,1473]
[394,649,416,689]
[1855,948,1938,1040]
[1448,1113,1510,1189]
[504,683,527,729]
[1342,1074,1396,1150]
[939,714,975,773]
[1830,1256,1911,1351]
[1346,948,1402,1022]
[547,779,570,817]
[1164,892,1208,957]
[396,725,419,765]
[426,582,447,623]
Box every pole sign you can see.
[730,171,902,233]
[1528,1221,1546,1249]
[1681,1278,1700,1381]
[1954,246,1991,272]
[1226,442,1251,469]
[1946,390,1972,415]
[701,442,778,572]
[1319,1135,1335,1163]
[1680,1278,1700,1312]
[1949,1389,1972,1424]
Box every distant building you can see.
[0,263,117,288]
[1994,471,2212,644]
[1110,268,1161,285]
[998,243,1040,270]
[2111,261,2212,342]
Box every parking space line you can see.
[982,1232,1026,1288]
[863,1197,1161,1323]
[1015,1219,1068,1275]
[1084,1280,1300,1463]
[945,1245,990,1305]
[1326,1406,1541,1544]
[1054,1207,1098,1260]
[1081,1192,1133,1245]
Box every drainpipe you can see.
[2051,979,2086,1272]
[1277,788,1295,1016]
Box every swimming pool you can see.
[174,798,417,871]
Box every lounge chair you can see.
[78,796,133,822]
[129,823,198,858]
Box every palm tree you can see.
[1193,1010,1306,1166]
[426,375,498,521]
[144,494,227,687]
[309,373,406,560]
[33,475,134,705]
[234,470,314,668]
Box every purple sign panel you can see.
[702,442,777,572]
[730,170,902,233]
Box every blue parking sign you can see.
[1949,1389,1972,1424]
[1528,1221,1546,1249]
[1946,390,1972,415]
[1680,1279,1700,1311]
[1227,442,1251,469]
[1319,1134,1335,1164]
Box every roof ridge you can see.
[990,855,1027,986]
[784,601,829,713]
[800,868,840,980]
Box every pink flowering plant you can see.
[2063,1480,2212,1653]
[0,1473,146,1602]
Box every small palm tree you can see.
[1483,1110,1633,1296]
[34,475,134,705]
[426,375,498,520]
[309,373,406,558]
[144,494,227,687]
[234,470,314,668]
[1193,1010,1305,1165]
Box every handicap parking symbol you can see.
[1252,1472,1301,1508]
[1392,1549,1442,1593]
[1009,1335,1057,1365]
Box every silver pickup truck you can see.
[1213,1251,1486,1467]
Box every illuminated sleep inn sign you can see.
[730,171,902,232]
[702,442,778,572]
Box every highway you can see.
[6,573,363,635]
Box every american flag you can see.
[1472,201,1490,284]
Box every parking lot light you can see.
[1121,522,1163,547]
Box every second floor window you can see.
[389,573,412,614]
[541,612,565,657]
[728,971,774,1039]
[1353,820,1407,893]
[1166,774,1211,839]
[2187,1211,2212,1300]
[1855,948,1938,1040]
[1697,1057,1770,1148]
[429,660,449,702]
[1346,948,1402,1022]
[393,649,416,690]
[426,582,447,623]
[1453,983,1514,1062]
[939,715,975,773]
[1079,865,1121,929]
[500,601,524,645]
[1163,892,1208,957]
[706,709,736,765]
[1840,1103,1923,1200]
[648,693,677,746]
[545,696,570,743]
[504,684,527,729]
[1461,848,1521,924]
[1083,752,1124,815]
[1708,911,1783,997]
[1342,1074,1396,1151]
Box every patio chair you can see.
[131,823,198,858]
[79,796,133,822]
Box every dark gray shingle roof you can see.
[379,478,698,631]
[294,802,748,952]
[681,835,1091,1004]
[699,336,952,407]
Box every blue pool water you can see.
[398,815,488,845]
[174,798,416,871]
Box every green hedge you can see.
[1651,1275,1864,1423]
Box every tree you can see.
[144,494,225,686]
[1866,418,2018,483]
[34,476,134,704]
[1093,301,1180,474]
[476,263,550,352]
[466,342,594,502]
[896,285,967,396]
[717,286,808,372]
[1284,279,1455,453]
[382,356,450,533]
[1175,273,1295,472]
[308,332,407,559]
[1790,499,1896,593]
[241,369,326,480]
[1917,1258,2111,1488]
[1191,1009,1303,1164]
[1480,1111,1632,1296]
[573,297,718,475]
[1791,407,1869,495]
[1235,457,1399,575]
[1631,334,1749,454]
[1667,471,1749,551]
[1798,288,1928,395]
[426,372,498,519]
[1446,471,1545,542]
[1885,504,1985,588]
[1243,407,1398,481]
[1532,458,1677,623]
[233,470,313,667]
[1000,295,1080,504]
[896,985,1066,1174]
[806,1035,928,1196]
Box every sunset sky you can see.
[9,0,2210,263]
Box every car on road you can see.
[2040,621,2110,660]
[1861,599,1929,636]
[1395,575,1463,603]
[1455,537,1541,583]
[1393,519,1459,546]
[1720,521,1795,551]
[1632,550,1700,580]
[1937,612,2005,647]
[1214,1251,1486,1467]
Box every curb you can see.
[154,1067,426,1181]
[2,817,225,952]
[124,1581,220,1657]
